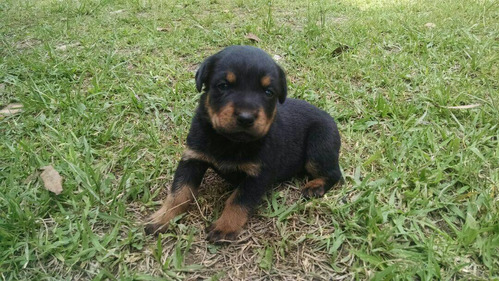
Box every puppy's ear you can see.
[276,64,287,103]
[195,55,216,92]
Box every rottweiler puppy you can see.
[145,45,342,242]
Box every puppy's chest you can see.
[182,147,261,177]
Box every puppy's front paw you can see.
[206,223,240,243]
[206,190,249,243]
[302,178,326,199]
[145,187,194,236]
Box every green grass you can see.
[0,0,498,279]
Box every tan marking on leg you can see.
[261,75,271,87]
[226,71,236,83]
[211,190,248,236]
[304,178,326,189]
[302,178,326,198]
[305,161,320,178]
[147,184,194,233]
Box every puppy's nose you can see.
[236,112,256,128]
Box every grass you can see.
[0,0,498,279]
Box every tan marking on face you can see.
[254,106,277,136]
[205,97,236,131]
[261,75,271,87]
[216,102,236,129]
[211,190,248,234]
[205,95,218,127]
[183,148,260,176]
[226,71,236,83]
[147,184,194,233]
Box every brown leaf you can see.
[424,22,436,28]
[445,104,481,109]
[40,166,63,195]
[245,33,261,42]
[156,27,170,32]
[0,103,23,116]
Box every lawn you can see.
[0,0,498,280]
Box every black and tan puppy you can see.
[145,46,342,242]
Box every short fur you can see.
[145,46,343,243]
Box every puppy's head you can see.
[195,46,287,142]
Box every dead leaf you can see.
[331,44,350,57]
[156,27,170,32]
[0,103,23,116]
[273,54,282,61]
[56,42,81,51]
[110,9,125,14]
[445,104,481,109]
[424,22,436,28]
[245,33,261,42]
[40,166,63,195]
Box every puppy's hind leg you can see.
[302,122,343,199]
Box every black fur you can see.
[146,45,342,242]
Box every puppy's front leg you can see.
[145,159,208,235]
[206,174,271,243]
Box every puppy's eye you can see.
[265,89,274,97]
[217,82,230,91]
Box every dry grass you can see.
[139,170,352,280]
[0,0,497,280]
